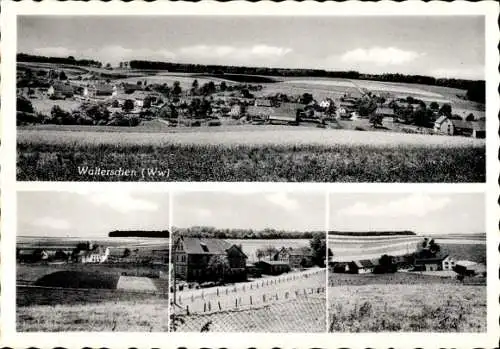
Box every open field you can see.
[17,129,485,182]
[17,263,168,285]
[17,294,170,331]
[328,284,486,332]
[328,271,462,287]
[440,243,486,264]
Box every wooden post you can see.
[250,295,253,305]
[235,298,238,307]
[217,288,219,296]
[226,288,228,295]
[204,302,206,312]
[186,305,190,315]
[263,294,266,302]
[208,301,211,311]
[218,301,221,310]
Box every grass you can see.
[440,243,486,264]
[17,133,485,182]
[34,271,120,289]
[174,295,326,332]
[17,263,168,284]
[328,284,486,332]
[328,271,462,287]
[17,296,170,331]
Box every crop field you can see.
[328,284,486,332]
[173,295,326,332]
[328,234,423,262]
[328,271,462,287]
[173,269,326,332]
[17,294,170,331]
[17,129,485,182]
[440,243,486,264]
[17,263,168,285]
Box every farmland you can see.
[17,293,170,332]
[17,129,485,182]
[172,269,326,332]
[328,284,486,332]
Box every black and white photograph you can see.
[16,15,486,182]
[170,191,327,332]
[327,192,487,332]
[16,189,170,332]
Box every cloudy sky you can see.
[18,16,484,79]
[173,191,325,231]
[17,189,170,237]
[330,193,484,234]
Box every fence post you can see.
[263,294,266,302]
[208,301,211,311]
[218,301,221,310]
[217,288,219,296]
[235,298,238,307]
[250,295,253,305]
[186,305,190,315]
[239,297,242,305]
[226,288,228,295]
[204,302,206,312]
[191,294,194,302]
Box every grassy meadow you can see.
[328,284,486,332]
[17,129,485,182]
[17,296,170,332]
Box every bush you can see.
[207,120,221,127]
[17,96,34,113]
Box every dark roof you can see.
[51,82,74,94]
[178,237,232,255]
[352,259,375,268]
[449,119,472,129]
[471,121,486,131]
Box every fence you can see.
[172,269,326,314]
[171,291,326,333]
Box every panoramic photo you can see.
[170,191,327,332]
[327,192,486,332]
[16,189,170,332]
[16,16,485,182]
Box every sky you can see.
[173,191,325,231]
[329,193,485,234]
[17,16,485,79]
[17,189,170,237]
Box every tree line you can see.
[17,53,102,68]
[328,230,416,236]
[173,226,324,239]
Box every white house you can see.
[442,256,456,271]
[77,246,110,264]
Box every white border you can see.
[1,0,499,348]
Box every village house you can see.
[47,82,74,99]
[434,116,486,138]
[442,255,456,271]
[375,106,396,118]
[413,253,449,272]
[454,260,486,277]
[75,246,110,264]
[274,247,314,268]
[83,83,117,99]
[173,237,247,282]
[348,259,380,274]
[254,98,273,107]
[254,260,291,275]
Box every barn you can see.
[254,260,291,275]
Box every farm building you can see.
[434,116,486,138]
[246,106,273,120]
[75,246,110,264]
[274,247,314,268]
[330,262,348,273]
[375,106,395,118]
[442,255,456,271]
[413,253,449,272]
[255,98,273,107]
[47,82,74,99]
[454,260,486,277]
[348,259,380,274]
[173,237,247,282]
[83,83,117,98]
[254,260,291,275]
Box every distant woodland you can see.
[328,231,417,236]
[108,230,170,238]
[173,226,324,239]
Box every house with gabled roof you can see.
[173,236,247,282]
[274,246,314,268]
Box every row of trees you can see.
[17,53,102,68]
[173,226,324,239]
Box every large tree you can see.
[309,234,326,267]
